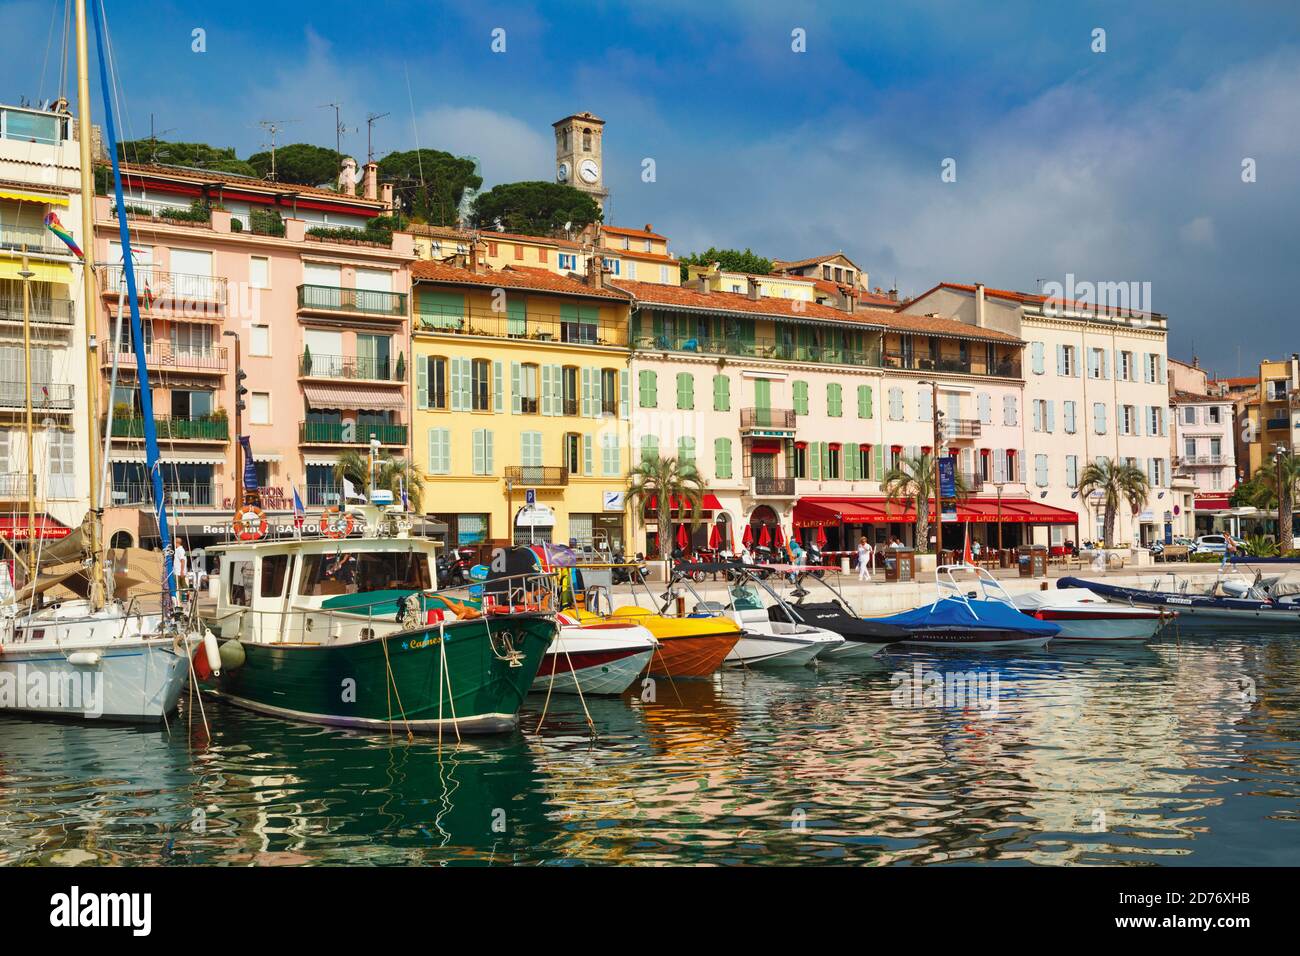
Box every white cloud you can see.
[409,107,551,187]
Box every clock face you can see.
[556,162,570,183]
[579,159,599,184]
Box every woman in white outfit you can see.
[857,536,873,581]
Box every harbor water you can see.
[2,627,1298,866]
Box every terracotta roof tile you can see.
[411,260,629,301]
[600,224,667,241]
[112,161,387,207]
[917,282,1161,320]
[772,252,862,271]
[878,310,1023,344]
[608,278,884,325]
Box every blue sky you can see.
[5,0,1299,372]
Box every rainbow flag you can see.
[43,211,83,260]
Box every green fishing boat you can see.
[200,504,556,733]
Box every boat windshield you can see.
[298,550,431,597]
[730,583,763,611]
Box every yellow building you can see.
[410,259,633,550]
[1248,355,1299,476]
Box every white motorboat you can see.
[1012,587,1170,642]
[533,614,657,695]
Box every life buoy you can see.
[234,505,267,542]
[321,507,355,539]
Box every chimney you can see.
[468,236,480,274]
[644,223,653,233]
[889,288,899,302]
[746,276,761,301]
[844,289,857,313]
[363,162,379,201]
[975,282,986,328]
[381,182,394,210]
[587,254,605,290]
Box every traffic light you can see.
[236,368,248,412]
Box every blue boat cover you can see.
[877,597,1060,635]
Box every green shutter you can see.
[715,437,732,478]
[676,372,694,410]
[641,434,658,464]
[754,378,771,411]
[678,436,696,466]
[828,383,842,417]
[810,441,821,480]
[713,374,730,411]
[493,361,503,413]
[822,442,832,479]
[845,443,858,481]
[416,355,428,409]
[510,362,522,414]
[639,369,657,408]
[416,290,464,329]
[793,381,809,416]
[506,296,527,336]
[857,384,873,419]
[619,369,630,419]
[873,444,883,480]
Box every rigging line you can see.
[38,0,59,109]
[403,64,425,187]
[60,0,72,105]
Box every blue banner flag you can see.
[239,436,259,491]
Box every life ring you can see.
[321,507,355,539]
[234,506,267,542]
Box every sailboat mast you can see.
[74,0,106,609]
[20,254,36,579]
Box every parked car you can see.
[1192,534,1229,555]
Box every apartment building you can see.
[91,161,414,549]
[0,102,91,538]
[410,259,632,550]
[903,283,1174,547]
[1246,355,1300,476]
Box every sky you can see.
[3,0,1299,374]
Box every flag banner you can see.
[43,211,84,259]
[239,436,258,491]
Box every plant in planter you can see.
[394,352,405,381]
[302,345,313,375]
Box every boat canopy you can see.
[877,598,1059,635]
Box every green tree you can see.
[378,148,483,225]
[1077,457,1150,548]
[469,181,602,236]
[116,139,257,177]
[679,247,773,281]
[626,454,704,559]
[247,142,339,186]
[881,452,968,553]
[332,451,425,513]
[1238,451,1300,550]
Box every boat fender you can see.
[202,632,222,677]
[218,639,246,671]
[67,650,101,667]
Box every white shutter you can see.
[1056,344,1066,376]
[472,429,485,475]
[583,434,593,475]
[582,368,592,417]
[619,369,630,420]
[1046,401,1055,433]
[493,361,504,413]
[416,356,428,409]
[511,362,522,414]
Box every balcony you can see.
[0,294,74,327]
[633,331,879,367]
[1266,417,1291,431]
[110,481,220,508]
[1174,454,1226,467]
[110,416,229,442]
[298,421,408,446]
[416,305,627,348]
[883,350,1022,379]
[504,465,568,486]
[740,407,797,431]
[0,472,30,499]
[103,267,228,312]
[101,343,228,375]
[298,284,407,318]
[0,223,62,256]
[752,476,796,497]
[944,418,982,439]
[961,472,985,492]
[0,381,74,411]
[306,484,341,507]
[299,352,401,382]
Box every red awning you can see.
[645,494,723,512]
[794,496,1079,527]
[1195,494,1232,511]
[0,515,72,539]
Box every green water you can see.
[2,630,1298,866]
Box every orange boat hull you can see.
[644,632,739,679]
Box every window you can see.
[563,366,579,415]
[250,256,269,289]
[1183,405,1198,425]
[472,429,495,475]
[1034,454,1048,487]
[601,369,618,415]
[260,554,290,598]
[918,389,933,422]
[1058,344,1076,376]
[517,364,539,414]
[888,387,904,421]
[1146,353,1163,383]
[1063,400,1077,434]
[521,431,544,468]
[1030,341,1045,374]
[793,443,808,479]
[977,392,992,424]
[678,436,696,467]
[676,372,694,410]
[1147,406,1163,435]
[1093,402,1107,435]
[715,438,732,479]
[1066,455,1079,488]
[1002,395,1018,426]
[559,253,577,270]
[793,380,809,416]
[858,444,873,479]
[713,374,730,412]
[426,357,447,409]
[471,359,490,411]
[565,433,581,473]
[638,369,657,408]
[47,431,74,498]
[640,435,658,464]
[1088,347,1108,379]
[250,324,270,356]
[250,392,270,425]
[602,257,620,275]
[660,265,671,283]
[825,444,841,480]
[1120,405,1136,435]
[827,383,843,417]
[298,551,431,597]
[857,385,873,419]
[1210,437,1222,458]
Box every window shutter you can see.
[484,429,494,473]
[510,362,522,414]
[873,444,884,480]
[415,357,429,410]
[472,430,485,475]
[1064,401,1075,433]
[1031,341,1044,374]
[582,368,592,417]
[821,442,831,480]
[713,374,729,412]
[1044,401,1055,433]
[427,427,438,473]
[1035,454,1048,486]
[641,434,658,464]
[460,358,474,411]
[540,365,553,416]
[492,361,503,413]
[810,441,821,480]
[715,437,732,478]
[828,383,842,417]
[676,372,694,410]
[449,360,463,412]
[858,385,873,419]
[678,436,696,466]
[1094,402,1106,434]
[845,443,858,481]
[1056,344,1066,376]
[794,381,808,416]
[639,369,657,408]
[1032,401,1042,432]
[619,369,630,419]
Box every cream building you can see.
[903,283,1174,547]
[0,102,92,540]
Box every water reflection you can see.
[1,631,1297,866]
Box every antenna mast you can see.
[256,119,297,181]
[366,111,390,165]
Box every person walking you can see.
[857,536,874,581]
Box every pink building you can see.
[92,161,414,550]
[1171,390,1238,513]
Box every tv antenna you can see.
[319,102,355,163]
[146,114,175,163]
[366,112,390,165]
[256,119,298,181]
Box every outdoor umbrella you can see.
[677,523,690,548]
[742,523,754,549]
[816,525,828,547]
[708,522,721,549]
[758,524,771,548]
[773,525,785,549]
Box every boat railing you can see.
[932,562,1019,618]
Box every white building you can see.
[902,283,1174,547]
[0,102,91,540]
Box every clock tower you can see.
[553,111,607,212]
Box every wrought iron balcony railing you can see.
[504,465,568,486]
[0,381,73,409]
[752,476,796,497]
[298,284,407,317]
[298,421,408,445]
[298,352,399,381]
[740,407,797,430]
[110,416,229,441]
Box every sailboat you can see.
[0,0,204,722]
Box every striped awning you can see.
[0,188,68,206]
[114,453,226,465]
[303,383,405,411]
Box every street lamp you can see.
[917,379,973,554]
[222,330,245,507]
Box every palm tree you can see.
[1239,450,1300,551]
[332,450,425,512]
[1076,457,1149,548]
[881,452,967,553]
[626,453,704,558]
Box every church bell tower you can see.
[553,111,608,212]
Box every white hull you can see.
[820,639,889,659]
[1,600,195,722]
[532,621,657,695]
[532,648,654,695]
[1013,588,1166,642]
[1046,617,1163,642]
[725,630,840,667]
